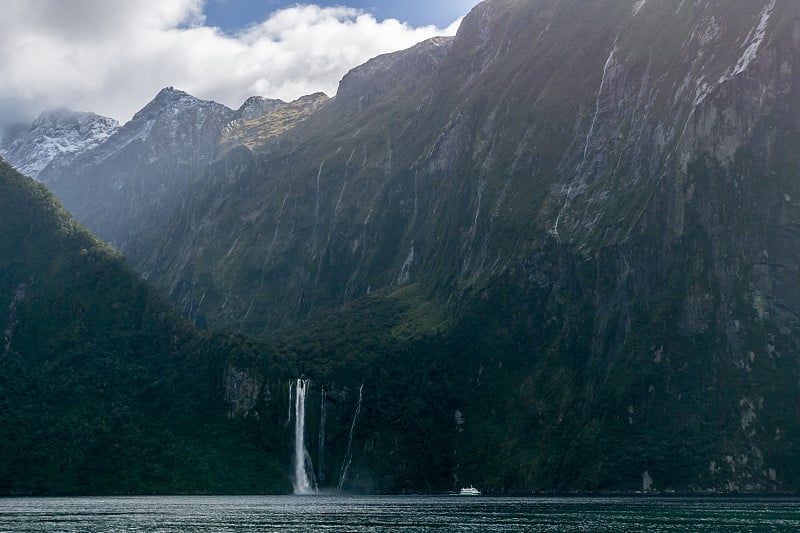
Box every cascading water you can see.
[286,380,294,426]
[337,383,363,491]
[318,386,326,485]
[293,378,316,494]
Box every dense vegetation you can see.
[0,159,289,494]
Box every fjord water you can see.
[1,496,799,532]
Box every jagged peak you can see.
[0,105,120,179]
[154,85,190,99]
[237,96,288,121]
[148,86,200,108]
[130,86,235,125]
[220,91,330,150]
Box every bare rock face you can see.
[335,36,454,110]
[223,366,264,419]
[237,96,287,121]
[121,0,800,493]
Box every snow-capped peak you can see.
[0,109,119,180]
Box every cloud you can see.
[0,1,461,129]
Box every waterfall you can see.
[337,383,363,491]
[293,378,316,494]
[286,380,294,426]
[318,386,326,485]
[553,40,617,239]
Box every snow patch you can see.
[693,80,711,107]
[0,110,119,179]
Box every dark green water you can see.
[1,496,798,531]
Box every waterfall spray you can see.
[293,378,316,494]
[337,382,364,491]
[318,386,326,485]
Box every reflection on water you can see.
[1,495,799,532]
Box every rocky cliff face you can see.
[237,96,287,121]
[17,0,800,493]
[335,36,454,111]
[123,0,800,492]
[0,109,119,179]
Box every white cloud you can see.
[0,1,461,128]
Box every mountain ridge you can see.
[0,109,119,180]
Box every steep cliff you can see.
[10,0,800,493]
[127,0,800,492]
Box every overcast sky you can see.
[0,0,479,130]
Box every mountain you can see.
[30,87,329,290]
[0,156,304,494]
[0,156,494,496]
[0,109,119,179]
[34,87,238,256]
[14,0,800,493]
[132,36,458,332]
[129,0,800,493]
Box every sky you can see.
[0,0,480,131]
[204,0,479,32]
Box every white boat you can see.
[459,486,481,496]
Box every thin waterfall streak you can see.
[286,380,294,426]
[337,383,364,491]
[293,378,316,494]
[314,162,324,222]
[580,43,617,172]
[554,40,617,239]
[318,386,326,484]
